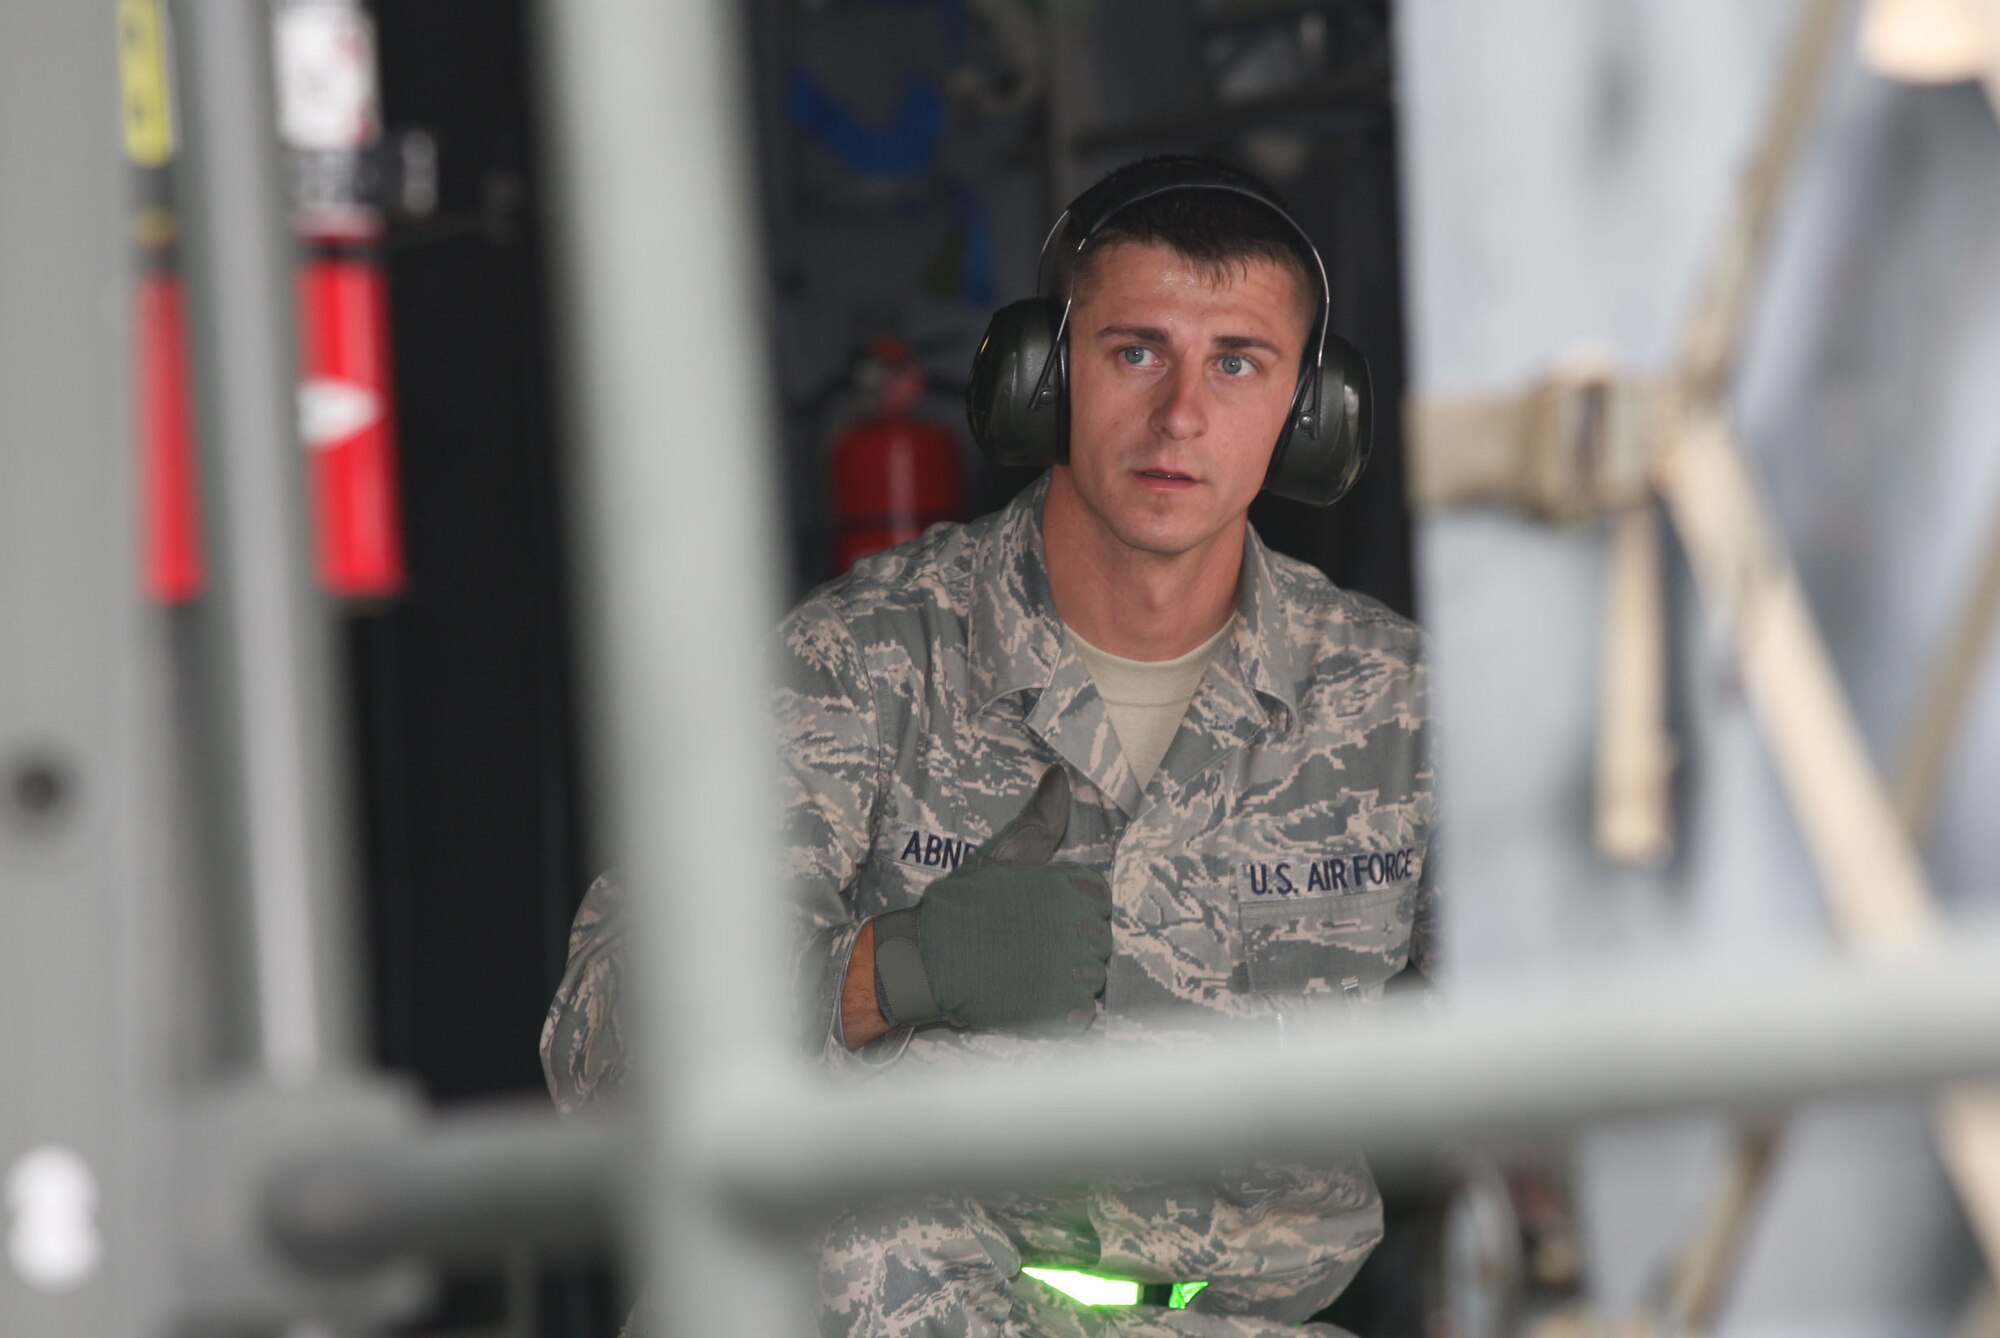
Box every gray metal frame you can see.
[169,0,366,1085]
[0,4,158,1332]
[8,1,2000,1335]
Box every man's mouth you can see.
[1137,468,1197,483]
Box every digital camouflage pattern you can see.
[542,476,1436,1335]
[540,870,628,1117]
[819,1194,1362,1337]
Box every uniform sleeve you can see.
[1409,833,1441,981]
[774,600,893,1064]
[1408,655,1442,982]
[537,598,891,1113]
[540,870,631,1115]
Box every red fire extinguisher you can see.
[829,339,964,573]
[124,0,407,602]
[278,0,406,599]
[136,262,204,603]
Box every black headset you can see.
[965,157,1372,507]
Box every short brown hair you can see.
[1055,164,1319,334]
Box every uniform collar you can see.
[1226,530,1302,728]
[967,475,1302,730]
[968,475,1067,710]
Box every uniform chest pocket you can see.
[1236,882,1415,1000]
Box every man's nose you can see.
[1149,359,1208,440]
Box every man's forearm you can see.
[842,919,892,1048]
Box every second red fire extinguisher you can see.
[829,338,964,573]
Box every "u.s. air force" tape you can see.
[1236,847,1421,901]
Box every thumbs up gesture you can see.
[871,767,1114,1033]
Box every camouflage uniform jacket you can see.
[544,476,1437,1325]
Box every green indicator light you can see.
[1169,1280,1209,1309]
[1021,1268,1142,1306]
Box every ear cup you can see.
[966,299,1069,468]
[1263,332,1373,507]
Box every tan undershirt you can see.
[1068,618,1234,790]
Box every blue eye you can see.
[1219,354,1250,377]
[1121,346,1150,365]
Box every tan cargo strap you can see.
[1407,362,1678,868]
[1595,505,1675,868]
[1657,1122,1782,1336]
[1653,412,1939,948]
[1677,0,1848,401]
[1407,363,1661,522]
[1895,488,2000,835]
[1941,1092,2000,1305]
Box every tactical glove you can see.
[871,766,1113,1032]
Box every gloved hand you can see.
[871,766,1113,1033]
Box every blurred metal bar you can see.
[537,0,805,1332]
[538,0,794,1093]
[0,3,159,1334]
[240,933,2000,1287]
[265,1106,625,1273]
[706,931,2000,1214]
[170,0,363,1078]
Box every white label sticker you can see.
[274,2,381,151]
[5,1145,101,1291]
[299,377,382,449]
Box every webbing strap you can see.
[1654,413,1939,947]
[1895,482,2000,835]
[1594,505,1675,868]
[870,907,942,1029]
[1407,364,1660,521]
